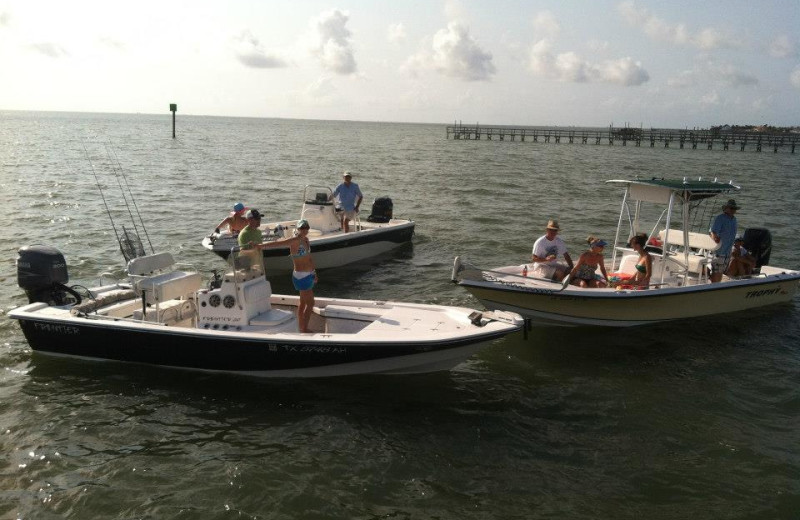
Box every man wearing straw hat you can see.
[709,198,740,282]
[530,219,574,281]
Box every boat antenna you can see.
[105,142,154,255]
[83,142,125,255]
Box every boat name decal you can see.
[481,274,556,295]
[745,288,782,299]
[199,316,242,323]
[271,344,347,355]
[33,322,81,335]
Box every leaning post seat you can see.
[127,252,202,306]
[657,229,720,275]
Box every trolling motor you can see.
[17,246,83,305]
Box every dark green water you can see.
[1,111,799,519]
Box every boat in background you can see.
[10,245,521,377]
[453,178,800,327]
[202,186,415,275]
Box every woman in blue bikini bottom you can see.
[257,219,318,332]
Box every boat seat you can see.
[658,229,718,275]
[616,254,640,275]
[665,252,710,275]
[96,298,142,318]
[70,288,137,315]
[133,299,195,325]
[658,229,720,253]
[128,253,202,304]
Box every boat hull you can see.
[459,272,800,327]
[204,220,415,275]
[11,305,515,377]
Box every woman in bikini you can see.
[569,236,610,288]
[628,233,652,288]
[258,219,317,333]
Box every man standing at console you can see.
[332,171,363,233]
[709,199,739,282]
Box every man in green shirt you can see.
[238,209,264,249]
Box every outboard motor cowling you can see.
[17,245,79,305]
[367,196,393,223]
[742,227,772,273]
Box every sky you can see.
[1,0,799,127]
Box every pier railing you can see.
[446,124,798,153]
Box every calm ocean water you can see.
[1,111,799,519]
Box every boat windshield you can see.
[227,249,265,279]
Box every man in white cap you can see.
[709,198,739,282]
[332,171,363,233]
[530,219,573,281]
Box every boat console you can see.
[196,251,293,331]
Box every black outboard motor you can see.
[367,196,393,223]
[742,228,772,273]
[17,245,80,305]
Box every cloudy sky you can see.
[1,0,798,127]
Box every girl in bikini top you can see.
[291,240,310,258]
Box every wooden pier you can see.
[446,124,798,153]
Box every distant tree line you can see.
[710,124,800,135]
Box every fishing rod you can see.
[105,142,155,255]
[83,142,126,258]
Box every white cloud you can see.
[667,60,758,88]
[27,42,69,58]
[528,39,552,76]
[529,39,649,86]
[432,22,495,81]
[769,35,797,58]
[599,57,650,85]
[618,0,739,50]
[387,22,406,44]
[791,67,800,89]
[233,30,288,69]
[311,9,357,75]
[532,11,560,39]
[403,22,495,81]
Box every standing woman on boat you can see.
[628,233,652,288]
[257,219,317,333]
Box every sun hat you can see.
[296,219,310,229]
[233,202,246,214]
[546,219,560,231]
[723,199,740,210]
[591,239,607,248]
[245,209,262,219]
[343,171,352,178]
